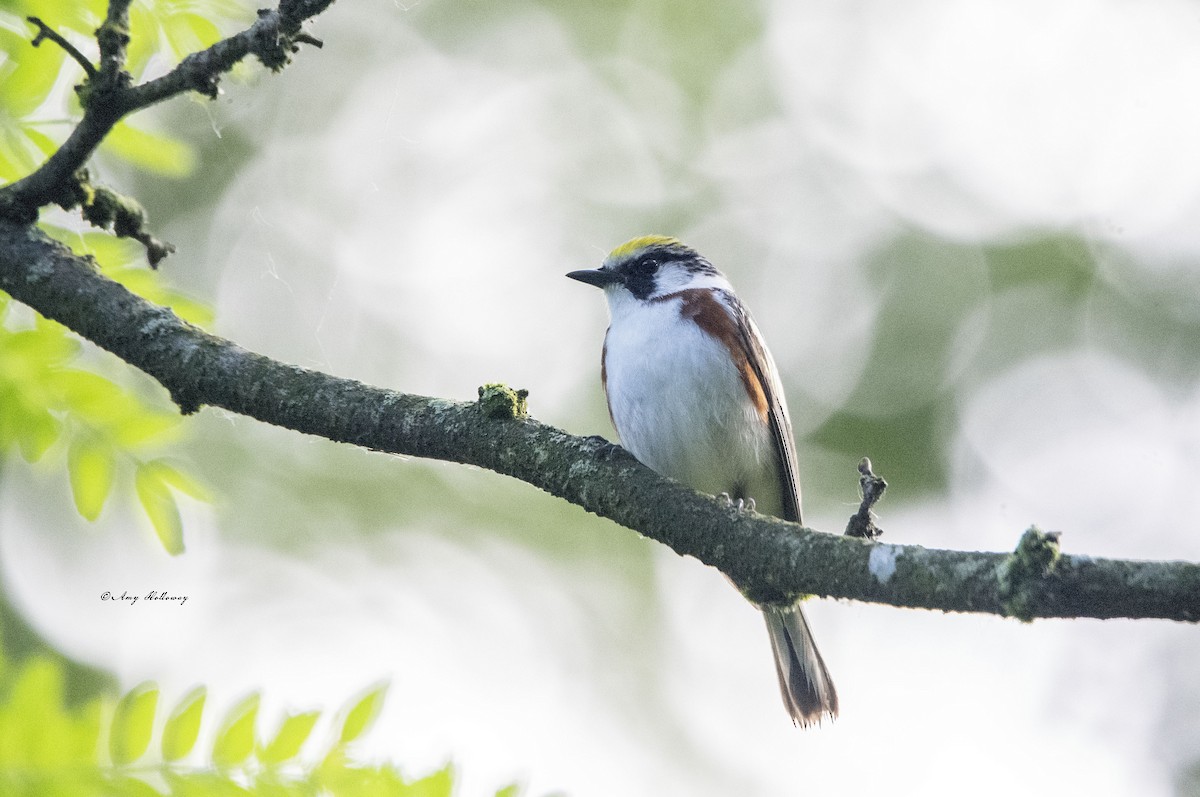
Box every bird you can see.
[567,235,837,726]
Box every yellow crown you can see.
[606,235,682,261]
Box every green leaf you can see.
[336,682,388,746]
[56,370,135,426]
[67,435,116,521]
[0,124,37,182]
[16,407,60,462]
[0,31,68,117]
[102,122,197,178]
[109,682,159,766]
[135,462,185,555]
[112,411,182,448]
[161,686,206,762]
[406,765,456,797]
[143,458,210,502]
[494,785,521,797]
[259,710,320,765]
[212,693,260,768]
[163,12,222,61]
[22,0,104,37]
[0,137,23,183]
[124,4,162,78]
[22,124,60,159]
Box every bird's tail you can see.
[762,603,838,726]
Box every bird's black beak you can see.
[566,268,621,288]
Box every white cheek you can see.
[650,271,733,296]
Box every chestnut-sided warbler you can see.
[567,235,837,726]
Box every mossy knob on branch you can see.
[477,383,529,420]
[1012,526,1062,574]
[999,526,1063,622]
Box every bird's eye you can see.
[622,255,661,299]
[635,256,658,275]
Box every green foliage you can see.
[0,11,69,184]
[104,121,199,178]
[0,0,233,555]
[67,432,117,520]
[212,692,260,768]
[0,637,510,797]
[336,682,388,746]
[259,710,319,765]
[162,686,206,762]
[0,285,206,553]
[126,0,248,75]
[134,459,186,555]
[110,682,160,765]
[0,0,250,185]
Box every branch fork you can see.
[1,1,330,263]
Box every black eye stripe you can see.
[623,258,658,299]
[629,251,692,273]
[612,245,722,299]
[633,257,656,273]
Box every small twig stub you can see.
[27,16,98,78]
[845,457,887,540]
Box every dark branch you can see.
[122,3,330,111]
[1,220,1198,623]
[95,0,134,89]
[26,17,97,79]
[78,181,175,267]
[0,0,335,255]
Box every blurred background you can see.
[3,0,1200,794]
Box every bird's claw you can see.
[720,493,756,513]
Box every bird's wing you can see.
[672,287,804,524]
[726,294,803,524]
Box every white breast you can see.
[602,291,784,515]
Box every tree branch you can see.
[95,0,134,87]
[1,221,1198,623]
[26,17,97,79]
[0,0,332,236]
[122,4,329,112]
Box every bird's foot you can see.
[719,493,756,513]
